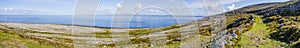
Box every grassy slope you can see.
[227,0,300,47]
[236,15,286,47]
[0,30,56,48]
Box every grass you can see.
[126,25,181,47]
[129,25,180,36]
[95,29,112,38]
[0,29,57,48]
[11,28,72,36]
[261,15,300,43]
[0,24,181,48]
[165,31,181,41]
[235,15,285,47]
[70,29,113,38]
[126,25,182,48]
[130,38,150,48]
[130,38,150,44]
[198,25,212,36]
[98,43,116,48]
[161,25,180,31]
[129,29,153,36]
[0,25,73,48]
[226,14,250,25]
[95,32,112,38]
[165,41,181,48]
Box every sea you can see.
[0,15,204,28]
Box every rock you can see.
[249,15,254,20]
[174,38,181,41]
[231,33,238,38]
[233,18,247,27]
[262,38,267,40]
[17,44,27,48]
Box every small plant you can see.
[129,29,153,36]
[95,29,112,38]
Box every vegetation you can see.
[2,0,300,48]
[129,25,180,37]
[232,15,285,47]
[95,29,112,38]
[227,14,300,47]
[165,31,181,42]
[0,28,67,48]
[262,15,300,44]
[198,25,212,36]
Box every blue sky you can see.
[0,0,289,15]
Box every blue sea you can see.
[0,15,204,28]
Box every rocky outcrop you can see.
[212,15,255,48]
[262,15,300,43]
[257,0,300,16]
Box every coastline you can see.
[0,21,151,29]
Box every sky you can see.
[0,0,289,16]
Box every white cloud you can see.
[189,0,241,8]
[138,9,169,15]
[96,9,114,15]
[136,3,142,10]
[0,8,34,15]
[227,4,236,11]
[2,8,14,13]
[220,0,241,5]
[116,3,122,8]
[23,0,67,3]
[188,0,242,15]
[0,8,72,15]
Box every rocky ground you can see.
[0,19,214,48]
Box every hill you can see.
[0,0,300,48]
